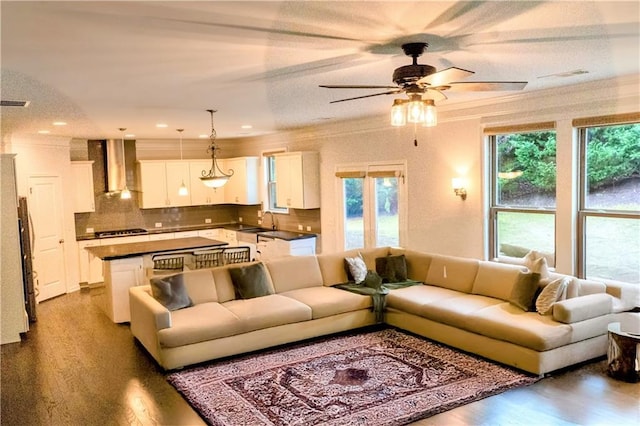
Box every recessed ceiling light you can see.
[37,130,50,134]
[199,134,208,138]
[52,121,67,126]
[156,123,168,128]
[241,124,253,129]
[125,134,135,138]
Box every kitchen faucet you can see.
[263,211,277,230]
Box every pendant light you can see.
[176,128,189,196]
[200,109,234,188]
[119,127,131,199]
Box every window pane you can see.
[584,216,640,283]
[374,177,399,247]
[496,211,555,263]
[584,124,640,211]
[344,178,364,250]
[496,131,556,208]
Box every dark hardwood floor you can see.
[1,289,638,426]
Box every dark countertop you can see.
[257,230,317,241]
[85,237,228,260]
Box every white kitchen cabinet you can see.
[223,157,260,205]
[137,160,191,208]
[198,228,223,240]
[189,160,225,205]
[257,236,316,261]
[148,233,174,241]
[219,229,238,245]
[165,161,191,207]
[274,151,320,209]
[173,230,199,238]
[78,239,101,284]
[102,256,144,323]
[71,161,95,212]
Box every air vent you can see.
[1,100,30,107]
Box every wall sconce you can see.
[452,178,467,200]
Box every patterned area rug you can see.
[167,328,539,425]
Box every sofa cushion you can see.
[400,250,433,283]
[375,254,408,283]
[157,302,243,348]
[266,256,324,292]
[472,261,530,301]
[466,303,573,351]
[181,269,218,304]
[223,294,312,333]
[425,255,479,293]
[280,287,372,319]
[420,293,503,330]
[150,273,193,311]
[386,285,461,317]
[317,253,352,286]
[229,262,274,299]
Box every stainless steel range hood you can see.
[105,139,126,193]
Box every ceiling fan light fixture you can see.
[390,99,407,127]
[422,98,437,127]
[407,95,425,124]
[200,109,234,188]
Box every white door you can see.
[29,176,66,302]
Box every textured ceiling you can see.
[1,1,638,140]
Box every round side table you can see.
[607,312,640,383]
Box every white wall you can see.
[226,75,640,277]
[5,135,81,295]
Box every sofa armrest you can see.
[129,285,172,331]
[552,293,612,324]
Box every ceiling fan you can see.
[319,42,527,104]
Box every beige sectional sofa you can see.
[129,246,637,374]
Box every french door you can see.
[337,162,406,250]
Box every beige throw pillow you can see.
[344,254,367,284]
[524,250,550,279]
[536,277,570,315]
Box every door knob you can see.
[59,239,65,244]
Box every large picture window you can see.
[488,124,557,264]
[577,119,640,283]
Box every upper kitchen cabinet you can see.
[137,160,191,208]
[71,161,95,212]
[189,160,225,206]
[223,157,260,205]
[274,151,320,209]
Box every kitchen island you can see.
[87,237,227,323]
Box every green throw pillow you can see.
[362,270,383,291]
[150,273,193,311]
[508,271,541,311]
[375,254,408,283]
[229,263,273,299]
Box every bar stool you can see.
[152,254,185,273]
[223,246,251,264]
[193,248,225,269]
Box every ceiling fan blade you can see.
[417,67,474,86]
[320,84,399,89]
[444,81,528,91]
[329,90,403,104]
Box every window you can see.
[337,163,406,250]
[262,150,287,214]
[577,119,640,282]
[487,124,557,264]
